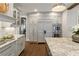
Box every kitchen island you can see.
[45,37,79,56]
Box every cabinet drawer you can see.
[0,41,16,56]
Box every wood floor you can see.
[19,42,49,56]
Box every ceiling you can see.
[14,3,73,14]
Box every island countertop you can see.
[45,37,79,56]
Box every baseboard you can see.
[26,41,46,44]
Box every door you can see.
[29,22,38,42]
[29,20,53,42]
[37,20,53,42]
[37,21,45,42]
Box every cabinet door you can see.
[16,36,25,55]
[0,41,16,56]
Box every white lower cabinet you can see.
[16,36,25,55]
[0,36,25,56]
[0,41,16,56]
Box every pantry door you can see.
[37,21,45,42]
[37,20,52,42]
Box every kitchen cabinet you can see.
[0,40,17,56]
[16,36,25,55]
[0,35,25,56]
[13,8,20,20]
[0,3,25,56]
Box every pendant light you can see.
[52,3,66,12]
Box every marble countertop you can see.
[0,34,24,49]
[45,37,79,56]
[14,34,25,39]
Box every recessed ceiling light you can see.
[52,4,67,12]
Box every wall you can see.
[0,21,16,37]
[62,10,68,37]
[0,3,16,37]
[62,5,79,37]
[26,12,62,41]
